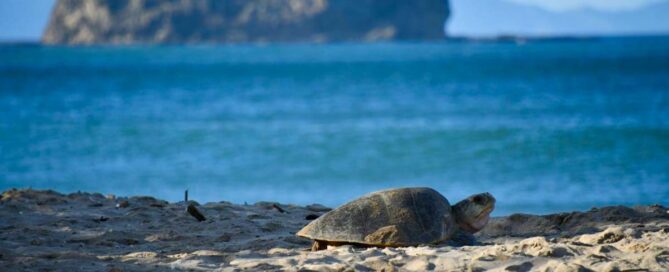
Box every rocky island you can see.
[42,0,450,45]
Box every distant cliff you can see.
[42,0,450,45]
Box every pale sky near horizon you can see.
[507,0,665,11]
[0,0,667,41]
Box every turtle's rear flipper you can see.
[311,240,327,251]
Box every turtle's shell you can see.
[296,187,457,246]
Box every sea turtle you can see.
[296,187,495,251]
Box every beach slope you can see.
[1,189,668,271]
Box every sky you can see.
[0,0,668,41]
[449,0,669,36]
[0,0,54,41]
[506,0,666,12]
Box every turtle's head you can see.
[452,192,496,234]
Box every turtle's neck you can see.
[454,216,480,234]
[452,202,482,234]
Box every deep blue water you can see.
[1,37,668,215]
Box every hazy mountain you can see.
[449,0,669,36]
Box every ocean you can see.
[1,36,668,215]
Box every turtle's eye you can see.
[473,195,484,204]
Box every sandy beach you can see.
[1,189,668,271]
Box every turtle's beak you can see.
[475,193,495,220]
[478,203,494,219]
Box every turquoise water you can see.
[1,37,668,215]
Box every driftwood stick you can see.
[187,203,206,222]
[272,203,286,213]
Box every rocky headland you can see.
[42,0,450,45]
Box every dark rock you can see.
[43,0,450,45]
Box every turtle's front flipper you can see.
[311,240,327,251]
[446,229,477,246]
